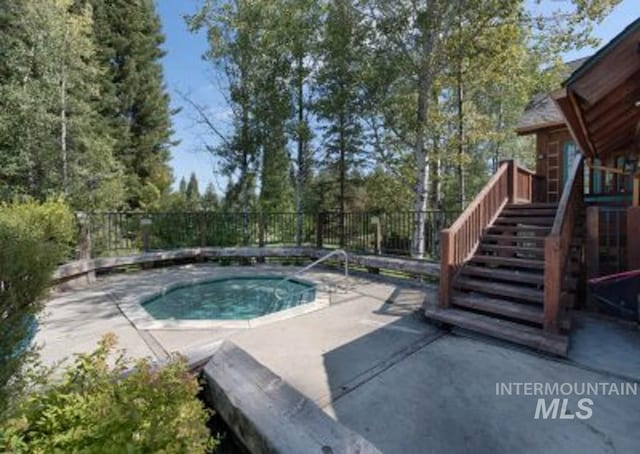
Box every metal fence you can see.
[86,210,459,259]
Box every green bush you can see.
[0,199,76,410]
[0,198,76,257]
[1,334,217,453]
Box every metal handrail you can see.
[272,249,349,300]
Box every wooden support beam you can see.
[586,206,600,279]
[568,90,598,157]
[628,207,640,270]
[585,206,599,311]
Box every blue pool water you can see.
[142,276,316,320]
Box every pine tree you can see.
[201,183,219,211]
[0,0,123,209]
[90,0,174,209]
[185,172,200,209]
[315,0,366,245]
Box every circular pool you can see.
[142,276,316,320]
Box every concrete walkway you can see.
[35,264,640,453]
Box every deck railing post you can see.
[627,206,640,270]
[500,159,516,203]
[439,229,454,308]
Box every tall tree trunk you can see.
[493,102,504,172]
[241,97,250,246]
[339,111,346,248]
[411,14,438,259]
[457,66,465,210]
[61,60,68,194]
[295,54,305,246]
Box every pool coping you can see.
[112,270,332,330]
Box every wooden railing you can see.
[440,160,535,306]
[515,166,535,203]
[543,155,584,333]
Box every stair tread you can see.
[482,234,546,243]
[423,307,568,356]
[506,203,559,209]
[495,217,555,225]
[470,255,545,270]
[481,235,582,248]
[460,265,544,285]
[454,277,544,303]
[487,225,551,234]
[501,209,557,216]
[451,292,543,324]
[478,244,543,255]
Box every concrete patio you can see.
[35,264,640,453]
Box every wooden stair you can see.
[428,202,575,356]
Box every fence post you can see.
[76,212,95,284]
[316,212,324,249]
[371,216,381,255]
[140,218,152,253]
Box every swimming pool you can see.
[142,276,316,320]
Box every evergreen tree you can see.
[315,0,366,244]
[186,172,200,204]
[201,183,219,211]
[90,0,174,209]
[0,0,123,210]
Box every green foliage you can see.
[0,0,125,211]
[91,0,175,209]
[1,334,216,452]
[0,199,75,412]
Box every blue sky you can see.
[157,0,639,193]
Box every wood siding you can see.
[535,126,574,203]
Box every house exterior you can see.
[426,18,640,356]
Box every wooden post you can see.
[76,212,95,284]
[439,229,454,308]
[586,206,600,279]
[499,159,516,203]
[543,235,561,334]
[633,174,639,207]
[585,206,599,311]
[627,206,640,270]
[76,212,91,260]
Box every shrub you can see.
[0,334,217,453]
[0,199,76,410]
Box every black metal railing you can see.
[86,210,459,260]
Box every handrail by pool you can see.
[273,249,349,300]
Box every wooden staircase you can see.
[426,159,585,356]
